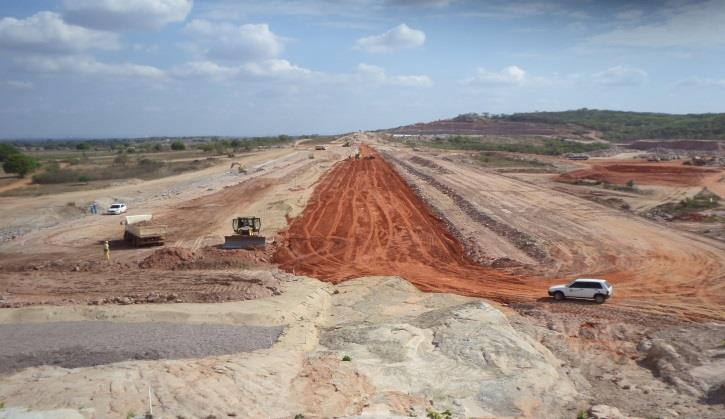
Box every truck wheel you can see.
[553,292,564,301]
[594,294,605,304]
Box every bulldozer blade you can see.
[223,235,266,250]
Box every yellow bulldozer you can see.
[223,216,266,249]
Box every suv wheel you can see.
[553,292,564,301]
[594,294,605,304]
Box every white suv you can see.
[548,279,613,304]
[107,203,128,215]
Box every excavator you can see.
[223,217,266,249]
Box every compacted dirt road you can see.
[274,145,536,301]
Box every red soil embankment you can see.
[273,145,537,302]
[556,162,719,186]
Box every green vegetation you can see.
[171,140,186,150]
[477,151,552,168]
[32,157,215,184]
[674,191,720,212]
[576,409,588,419]
[502,109,725,141]
[342,355,352,361]
[3,153,39,177]
[426,409,453,419]
[0,143,20,162]
[294,414,305,419]
[414,135,609,155]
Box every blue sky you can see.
[1,0,724,138]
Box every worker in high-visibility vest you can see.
[103,240,110,262]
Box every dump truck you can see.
[224,216,266,249]
[122,214,167,247]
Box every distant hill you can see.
[385,113,578,137]
[386,110,725,142]
[502,109,725,141]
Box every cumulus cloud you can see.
[355,23,425,53]
[592,65,647,86]
[63,0,193,31]
[170,60,240,79]
[586,0,725,48]
[0,11,118,54]
[243,59,316,79]
[354,63,432,87]
[462,65,528,87]
[184,20,285,61]
[18,55,165,79]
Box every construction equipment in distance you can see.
[122,214,167,247]
[223,216,266,249]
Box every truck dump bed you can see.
[124,215,167,246]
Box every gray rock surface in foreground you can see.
[0,321,283,374]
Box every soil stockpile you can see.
[0,321,283,374]
[0,268,283,307]
[556,162,719,186]
[273,145,536,301]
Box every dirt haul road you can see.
[275,143,725,322]
[274,145,536,301]
[385,145,725,322]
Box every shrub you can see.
[114,153,129,166]
[3,154,39,177]
[427,409,452,419]
[342,355,351,361]
[171,140,186,151]
[0,143,20,162]
[76,142,91,151]
[576,410,587,419]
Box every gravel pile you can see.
[0,321,283,374]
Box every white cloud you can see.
[675,77,725,89]
[462,65,528,87]
[184,20,285,61]
[355,23,425,53]
[587,0,725,48]
[0,11,118,54]
[354,63,432,87]
[386,0,453,7]
[592,65,647,86]
[18,55,166,79]
[170,60,240,79]
[243,59,316,79]
[0,80,34,90]
[63,0,193,31]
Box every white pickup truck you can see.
[548,279,613,304]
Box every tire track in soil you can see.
[273,145,537,302]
